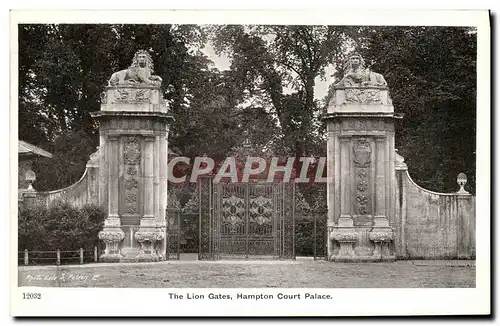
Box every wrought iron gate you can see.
[199,177,295,260]
[165,203,181,260]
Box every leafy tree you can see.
[208,25,353,159]
[352,26,476,193]
[18,24,236,189]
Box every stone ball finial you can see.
[456,172,469,194]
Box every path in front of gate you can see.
[18,257,475,288]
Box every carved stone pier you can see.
[325,53,398,262]
[92,50,174,262]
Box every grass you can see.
[18,258,475,288]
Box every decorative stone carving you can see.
[328,53,394,112]
[108,50,162,87]
[123,137,140,214]
[357,179,368,192]
[395,150,408,170]
[124,138,141,164]
[335,53,387,88]
[98,229,125,261]
[353,138,371,168]
[356,194,368,215]
[135,89,152,103]
[99,230,126,242]
[329,217,358,261]
[353,138,371,216]
[135,230,164,260]
[100,91,107,104]
[331,231,358,243]
[113,88,152,104]
[369,231,394,242]
[345,88,383,104]
[124,188,138,213]
[342,119,394,132]
[135,231,164,243]
[86,147,100,167]
[369,218,395,261]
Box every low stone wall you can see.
[26,158,100,209]
[394,166,475,259]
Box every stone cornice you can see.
[90,111,175,122]
[322,112,404,121]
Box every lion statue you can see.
[108,50,162,87]
[335,53,387,87]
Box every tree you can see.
[19,24,233,190]
[208,25,354,159]
[352,26,476,193]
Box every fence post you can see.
[24,249,28,266]
[313,212,317,260]
[80,248,84,265]
[94,246,98,262]
[56,249,60,266]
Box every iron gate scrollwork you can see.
[199,178,295,260]
[165,191,181,260]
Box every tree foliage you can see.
[18,24,476,194]
[352,26,476,193]
[18,202,106,252]
[19,24,245,190]
[208,25,353,158]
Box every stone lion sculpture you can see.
[335,53,387,87]
[108,50,162,87]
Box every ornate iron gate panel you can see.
[165,207,180,260]
[198,176,214,260]
[199,179,295,260]
[313,208,328,260]
[277,183,295,259]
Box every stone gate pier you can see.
[91,50,174,262]
[324,53,399,262]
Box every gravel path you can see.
[18,259,475,288]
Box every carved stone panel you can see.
[340,118,395,132]
[124,138,141,165]
[123,137,141,214]
[353,138,372,216]
[344,88,383,104]
[353,138,371,168]
[113,88,152,104]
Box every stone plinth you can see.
[330,217,358,262]
[325,85,399,262]
[369,217,395,261]
[98,217,125,262]
[91,84,173,263]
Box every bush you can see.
[18,201,106,252]
[295,217,327,257]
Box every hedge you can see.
[18,201,106,252]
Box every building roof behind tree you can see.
[18,140,53,159]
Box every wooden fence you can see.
[18,247,101,266]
